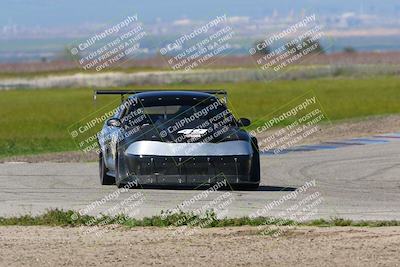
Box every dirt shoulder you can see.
[0,226,399,266]
[1,114,399,163]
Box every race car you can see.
[96,90,260,190]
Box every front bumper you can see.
[118,154,258,186]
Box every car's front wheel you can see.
[99,152,115,185]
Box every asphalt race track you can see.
[1,136,399,220]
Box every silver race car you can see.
[96,90,260,190]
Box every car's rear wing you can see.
[93,89,227,102]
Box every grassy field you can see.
[0,75,399,158]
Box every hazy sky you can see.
[1,0,399,27]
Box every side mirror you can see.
[238,118,251,127]
[106,118,122,127]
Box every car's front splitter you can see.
[117,154,258,186]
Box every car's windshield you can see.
[122,99,233,127]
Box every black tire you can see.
[99,152,115,185]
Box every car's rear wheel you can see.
[99,152,115,185]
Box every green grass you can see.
[0,75,400,158]
[1,209,399,228]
